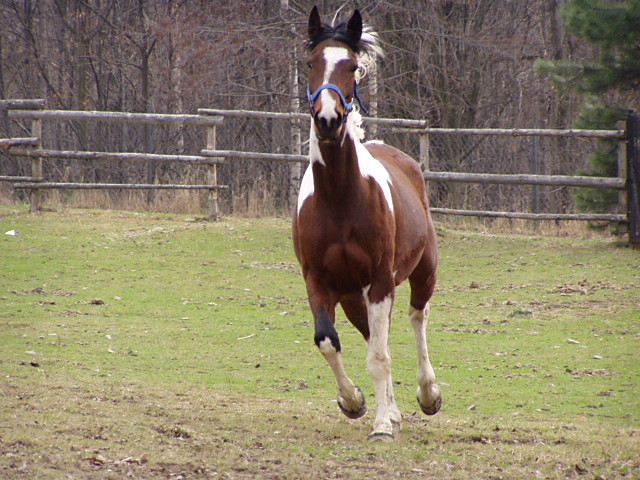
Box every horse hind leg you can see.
[409,302,442,415]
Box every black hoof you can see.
[338,386,367,419]
[368,431,395,442]
[418,392,442,416]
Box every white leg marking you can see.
[364,291,401,437]
[318,338,366,418]
[410,303,442,415]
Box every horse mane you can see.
[347,109,366,141]
[306,14,384,60]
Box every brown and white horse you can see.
[292,6,441,441]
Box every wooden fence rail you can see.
[422,171,626,189]
[430,208,627,222]
[396,126,625,139]
[12,182,225,191]
[0,138,40,148]
[1,100,638,244]
[10,148,223,166]
[1,101,225,219]
[8,109,224,127]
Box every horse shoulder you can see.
[364,141,424,191]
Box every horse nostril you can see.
[324,113,342,130]
[314,111,344,139]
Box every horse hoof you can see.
[368,431,395,442]
[337,386,367,419]
[418,385,442,416]
[339,401,367,419]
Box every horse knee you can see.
[314,308,341,352]
[367,349,391,379]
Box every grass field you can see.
[1,206,639,479]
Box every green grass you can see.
[1,206,639,479]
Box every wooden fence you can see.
[1,99,638,244]
[0,99,225,220]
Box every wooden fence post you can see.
[617,121,628,235]
[419,133,430,197]
[626,110,640,246]
[207,125,219,221]
[30,113,43,212]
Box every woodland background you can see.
[1,0,638,216]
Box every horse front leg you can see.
[307,279,366,420]
[364,284,401,441]
[410,303,442,415]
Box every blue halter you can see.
[307,82,368,122]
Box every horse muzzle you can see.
[313,111,345,141]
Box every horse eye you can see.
[307,62,314,70]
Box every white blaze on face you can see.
[317,47,351,123]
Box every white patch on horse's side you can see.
[365,140,386,145]
[297,164,315,213]
[355,141,394,213]
[344,115,393,213]
[318,47,352,122]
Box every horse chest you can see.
[298,211,392,292]
[320,239,377,292]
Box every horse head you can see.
[306,6,372,141]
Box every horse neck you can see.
[311,130,364,205]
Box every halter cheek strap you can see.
[307,82,369,122]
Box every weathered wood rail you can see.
[197,108,637,243]
[1,99,225,219]
[1,100,638,244]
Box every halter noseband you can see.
[307,82,368,122]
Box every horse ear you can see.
[347,9,363,44]
[308,6,322,39]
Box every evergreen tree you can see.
[535,0,640,215]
